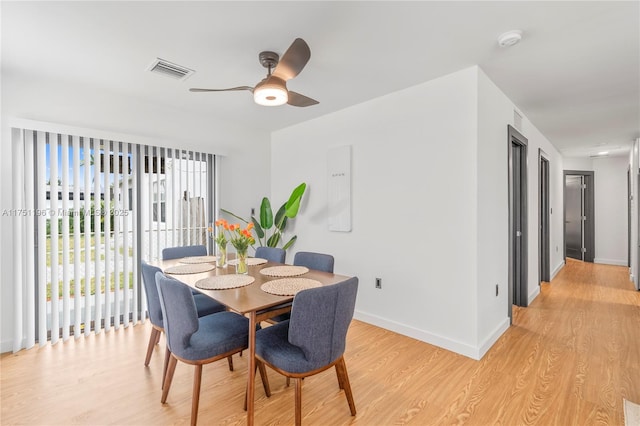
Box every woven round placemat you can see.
[259,265,309,277]
[228,257,268,266]
[260,278,321,296]
[179,255,217,264]
[195,275,255,290]
[165,263,215,275]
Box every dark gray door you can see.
[563,170,595,263]
[565,175,584,260]
[508,125,528,320]
[539,153,550,282]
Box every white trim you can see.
[528,285,541,305]
[354,310,493,360]
[594,258,628,267]
[477,317,510,359]
[2,338,16,354]
[6,117,229,156]
[551,260,565,280]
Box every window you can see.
[11,128,217,349]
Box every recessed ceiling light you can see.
[597,151,609,156]
[497,30,523,48]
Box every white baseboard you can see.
[594,258,628,267]
[551,261,565,280]
[354,310,509,361]
[477,317,510,358]
[528,286,541,305]
[1,338,14,354]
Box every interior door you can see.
[512,143,522,306]
[565,175,583,260]
[508,125,528,320]
[539,153,550,282]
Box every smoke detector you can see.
[497,30,523,48]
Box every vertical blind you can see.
[12,128,216,351]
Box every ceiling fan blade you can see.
[189,86,253,92]
[287,91,319,107]
[272,38,311,81]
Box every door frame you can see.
[508,125,528,321]
[628,166,631,267]
[563,170,595,263]
[539,149,550,282]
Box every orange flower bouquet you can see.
[209,219,230,267]
[229,222,255,274]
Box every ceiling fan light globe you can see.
[254,83,288,106]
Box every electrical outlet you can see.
[251,208,255,216]
[375,278,382,289]
[496,284,499,297]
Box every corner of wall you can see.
[354,310,485,360]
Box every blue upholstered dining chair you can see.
[161,244,227,305]
[155,272,270,426]
[255,277,359,425]
[141,261,229,385]
[161,244,207,260]
[270,251,335,324]
[255,246,286,263]
[293,251,334,273]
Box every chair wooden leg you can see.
[336,357,356,416]
[245,360,272,411]
[144,328,160,366]
[257,360,271,397]
[191,364,203,426]
[294,377,303,426]
[227,355,234,371]
[162,346,171,389]
[335,365,344,390]
[161,355,178,403]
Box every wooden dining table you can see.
[152,256,350,425]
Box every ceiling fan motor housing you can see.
[259,51,280,70]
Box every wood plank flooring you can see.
[2,259,639,425]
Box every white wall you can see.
[518,116,566,297]
[0,72,270,352]
[273,67,480,357]
[563,157,593,171]
[477,69,564,330]
[271,66,565,359]
[593,156,629,266]
[561,155,630,267]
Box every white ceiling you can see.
[2,1,638,158]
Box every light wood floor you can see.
[2,259,639,425]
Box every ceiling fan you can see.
[190,38,319,107]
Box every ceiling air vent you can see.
[147,58,194,81]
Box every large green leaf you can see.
[251,216,264,239]
[282,235,297,250]
[267,232,281,247]
[220,208,248,224]
[274,204,287,230]
[284,182,306,218]
[260,197,273,229]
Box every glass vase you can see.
[217,243,227,268]
[236,249,248,274]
